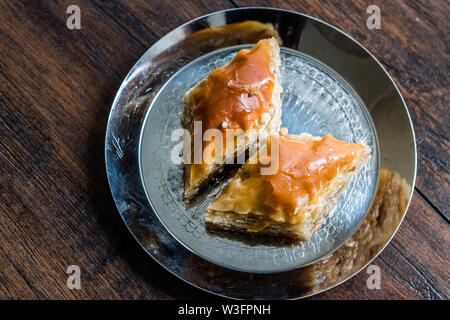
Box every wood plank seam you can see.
[377,255,429,299]
[388,241,446,299]
[415,188,449,225]
[228,0,239,8]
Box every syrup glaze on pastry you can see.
[190,39,276,133]
[258,134,365,216]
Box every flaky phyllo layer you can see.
[182,37,282,201]
[207,132,371,240]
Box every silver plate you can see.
[106,8,416,298]
[140,46,379,273]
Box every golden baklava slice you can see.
[182,38,282,201]
[206,132,371,241]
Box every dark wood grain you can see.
[0,0,447,299]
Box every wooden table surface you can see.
[0,0,448,300]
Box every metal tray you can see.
[105,7,416,299]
